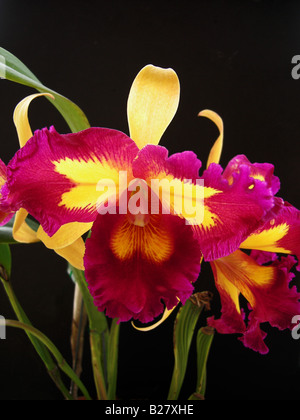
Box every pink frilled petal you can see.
[223,154,281,195]
[84,211,201,323]
[208,250,300,354]
[133,146,275,261]
[2,126,139,236]
[250,249,278,265]
[238,318,269,355]
[0,159,14,226]
[198,162,275,260]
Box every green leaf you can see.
[0,243,11,278]
[167,292,212,400]
[67,265,108,335]
[2,319,92,400]
[0,275,75,399]
[107,319,120,400]
[0,226,18,244]
[188,326,214,400]
[0,47,90,133]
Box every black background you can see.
[0,0,299,400]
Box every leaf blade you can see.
[188,326,214,400]
[0,47,90,133]
[0,243,11,278]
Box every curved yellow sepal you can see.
[12,93,86,271]
[13,93,55,147]
[127,64,180,149]
[13,208,39,243]
[55,237,85,271]
[131,302,179,332]
[198,110,224,168]
[12,93,55,243]
[37,222,92,250]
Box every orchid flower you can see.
[199,114,300,354]
[0,65,286,326]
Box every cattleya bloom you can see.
[0,65,299,338]
[200,124,300,354]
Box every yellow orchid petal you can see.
[13,93,54,147]
[37,222,92,250]
[198,110,224,168]
[13,209,39,243]
[55,237,85,271]
[131,302,179,332]
[127,64,180,149]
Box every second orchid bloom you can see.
[0,65,299,353]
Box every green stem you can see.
[0,276,73,400]
[68,265,108,400]
[1,319,92,400]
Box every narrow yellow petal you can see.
[12,94,54,243]
[13,209,39,243]
[55,237,85,271]
[37,222,92,250]
[131,304,178,332]
[198,110,224,168]
[13,93,54,147]
[127,64,180,148]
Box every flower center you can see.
[110,215,174,263]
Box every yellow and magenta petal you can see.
[223,154,280,195]
[241,202,300,265]
[133,145,276,260]
[198,162,276,260]
[4,126,139,236]
[84,212,201,323]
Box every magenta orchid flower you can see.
[199,119,300,354]
[0,65,297,331]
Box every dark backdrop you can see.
[0,0,299,400]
